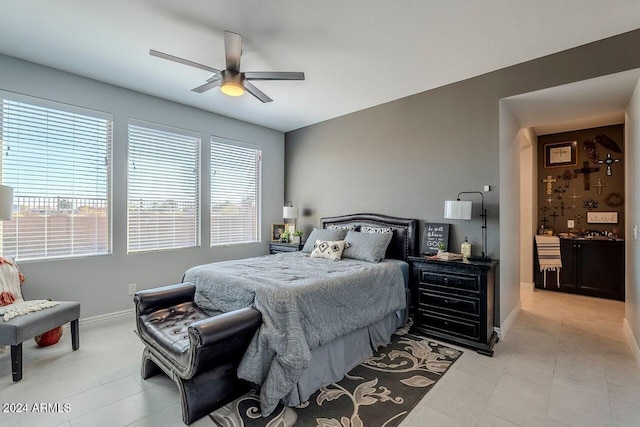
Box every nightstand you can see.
[268,242,304,254]
[408,256,498,356]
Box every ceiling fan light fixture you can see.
[221,81,245,97]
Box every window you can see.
[211,139,261,245]
[0,93,112,261]
[127,120,200,253]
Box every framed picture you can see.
[544,140,578,168]
[285,223,296,234]
[586,211,618,224]
[271,223,286,241]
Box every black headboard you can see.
[320,213,419,262]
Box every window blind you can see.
[127,120,200,253]
[0,94,112,261]
[211,139,261,245]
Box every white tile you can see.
[475,411,520,427]
[485,374,550,427]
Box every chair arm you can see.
[134,283,196,316]
[189,307,262,347]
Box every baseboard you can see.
[494,301,522,340]
[520,282,534,292]
[623,318,640,369]
[68,308,135,327]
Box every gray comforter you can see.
[184,251,406,416]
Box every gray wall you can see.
[0,54,284,318]
[285,29,640,326]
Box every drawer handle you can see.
[444,278,449,283]
[444,320,449,326]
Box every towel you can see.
[535,235,562,288]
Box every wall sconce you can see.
[444,191,491,262]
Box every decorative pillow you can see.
[0,258,25,306]
[360,225,393,234]
[302,228,349,253]
[310,240,346,261]
[342,230,393,263]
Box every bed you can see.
[184,213,418,416]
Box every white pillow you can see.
[310,239,346,261]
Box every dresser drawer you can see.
[417,309,480,340]
[419,270,479,293]
[419,290,480,317]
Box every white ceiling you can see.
[2,0,640,133]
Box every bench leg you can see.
[11,344,22,382]
[71,319,80,350]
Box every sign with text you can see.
[422,223,450,254]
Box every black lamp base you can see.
[467,255,492,263]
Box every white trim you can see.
[520,282,534,292]
[494,301,522,340]
[79,308,135,326]
[623,318,640,369]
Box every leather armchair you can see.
[134,283,261,425]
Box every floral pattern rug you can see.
[210,328,462,427]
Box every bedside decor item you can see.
[271,223,285,241]
[544,140,577,168]
[461,237,471,259]
[421,223,449,255]
[291,230,303,244]
[443,192,490,262]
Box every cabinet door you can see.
[558,240,577,290]
[578,241,624,300]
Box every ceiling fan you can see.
[150,30,305,103]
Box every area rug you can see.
[210,329,462,427]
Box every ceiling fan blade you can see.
[150,49,220,74]
[244,71,305,81]
[224,31,242,72]
[191,80,221,93]
[243,81,272,103]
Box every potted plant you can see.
[437,242,446,253]
[280,231,290,243]
[291,230,303,244]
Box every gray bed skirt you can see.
[282,308,406,407]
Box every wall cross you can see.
[592,179,606,195]
[573,161,599,190]
[597,153,620,176]
[542,175,557,195]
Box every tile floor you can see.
[0,289,637,426]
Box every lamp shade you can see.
[283,205,298,219]
[0,185,13,220]
[444,200,472,220]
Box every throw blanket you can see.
[0,300,58,321]
[535,235,562,288]
[184,252,406,416]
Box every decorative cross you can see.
[540,206,550,213]
[567,188,582,209]
[597,153,620,176]
[561,170,575,187]
[555,201,569,217]
[574,161,600,190]
[540,217,549,227]
[550,211,559,223]
[546,196,554,204]
[592,179,606,195]
[575,213,583,224]
[542,175,557,195]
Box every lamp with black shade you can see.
[443,191,491,262]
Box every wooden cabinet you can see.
[534,238,624,301]
[408,257,498,356]
[268,242,304,254]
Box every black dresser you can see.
[408,256,498,356]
